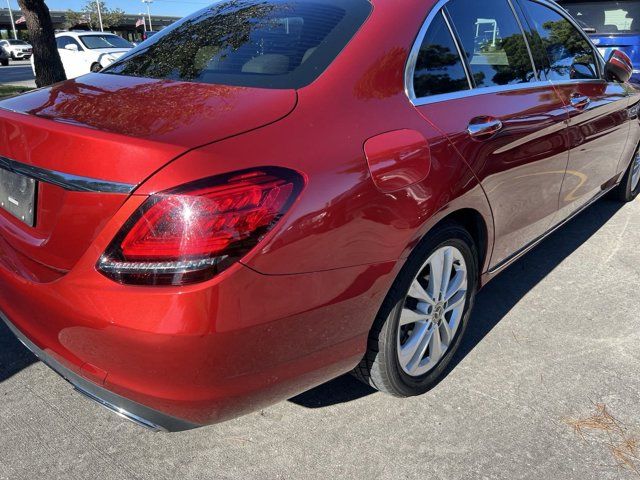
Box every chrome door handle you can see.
[570,94,591,110]
[468,117,503,139]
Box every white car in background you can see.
[0,39,32,60]
[31,31,133,79]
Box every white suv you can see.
[0,39,32,60]
[31,31,133,79]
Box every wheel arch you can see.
[403,201,495,288]
[437,208,489,277]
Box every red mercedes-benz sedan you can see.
[1,0,638,431]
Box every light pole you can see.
[96,0,104,31]
[6,0,17,39]
[142,0,153,32]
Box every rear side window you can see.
[413,12,470,98]
[520,0,599,81]
[445,0,537,88]
[104,0,372,89]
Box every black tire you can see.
[353,221,478,397]
[611,144,640,203]
[90,63,102,73]
[0,59,8,67]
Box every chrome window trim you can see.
[507,0,539,80]
[441,9,473,90]
[404,0,608,107]
[0,156,135,194]
[411,80,547,106]
[411,78,607,107]
[404,0,450,100]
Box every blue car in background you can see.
[557,0,640,84]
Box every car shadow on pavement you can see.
[289,199,624,408]
[0,320,36,382]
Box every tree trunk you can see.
[16,0,66,87]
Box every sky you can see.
[17,0,209,19]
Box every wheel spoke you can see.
[427,250,444,302]
[405,323,435,374]
[440,247,454,302]
[398,322,431,369]
[445,289,466,313]
[444,268,465,302]
[428,324,444,364]
[399,308,432,326]
[439,317,453,346]
[408,279,434,305]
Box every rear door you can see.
[408,0,570,269]
[56,35,86,78]
[518,0,633,217]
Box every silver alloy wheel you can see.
[631,148,640,192]
[397,245,467,377]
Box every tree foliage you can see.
[108,1,276,81]
[65,1,125,30]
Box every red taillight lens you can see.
[98,168,303,286]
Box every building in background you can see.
[0,9,180,43]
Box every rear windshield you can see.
[103,0,372,89]
[80,35,133,49]
[7,40,28,45]
[560,0,640,34]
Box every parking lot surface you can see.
[0,60,36,88]
[1,197,639,480]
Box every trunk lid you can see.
[0,74,297,277]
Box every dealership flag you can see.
[15,16,26,24]
[135,17,145,28]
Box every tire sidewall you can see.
[621,145,640,202]
[380,224,478,396]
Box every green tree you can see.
[65,1,124,30]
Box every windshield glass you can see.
[103,0,372,89]
[561,1,640,34]
[7,40,28,45]
[80,34,133,49]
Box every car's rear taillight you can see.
[97,167,303,286]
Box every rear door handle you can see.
[570,94,591,110]
[467,117,503,139]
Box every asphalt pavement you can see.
[1,196,640,480]
[0,60,37,88]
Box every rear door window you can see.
[104,0,372,89]
[445,0,537,88]
[519,0,599,81]
[412,12,471,98]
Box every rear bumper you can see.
[1,311,198,431]
[0,238,395,428]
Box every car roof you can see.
[55,31,118,37]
